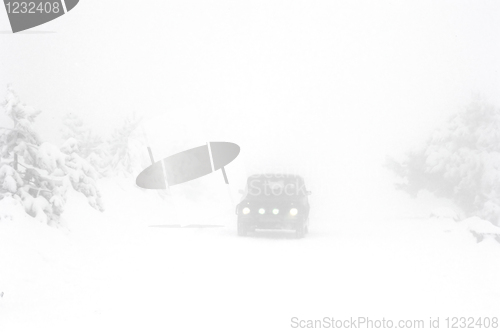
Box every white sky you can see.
[1,0,500,217]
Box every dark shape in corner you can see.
[4,0,79,33]
[64,0,78,11]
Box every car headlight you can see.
[289,208,298,216]
[259,208,265,214]
[242,207,250,215]
[272,208,279,215]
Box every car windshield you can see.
[246,177,306,197]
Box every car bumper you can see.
[238,216,305,230]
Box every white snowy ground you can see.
[0,178,499,332]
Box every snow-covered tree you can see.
[388,98,500,225]
[0,86,62,223]
[61,113,108,175]
[0,86,40,164]
[0,87,104,224]
[61,113,103,158]
[63,145,104,211]
[106,113,147,176]
[37,141,104,212]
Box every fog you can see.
[1,0,500,220]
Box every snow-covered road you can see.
[1,181,499,332]
[2,219,499,330]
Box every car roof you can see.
[247,173,305,181]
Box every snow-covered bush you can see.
[0,165,23,193]
[388,99,500,225]
[65,151,104,211]
[36,142,68,174]
[60,137,79,154]
[429,207,460,221]
[34,141,103,212]
[458,216,500,243]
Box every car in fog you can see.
[235,174,311,238]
